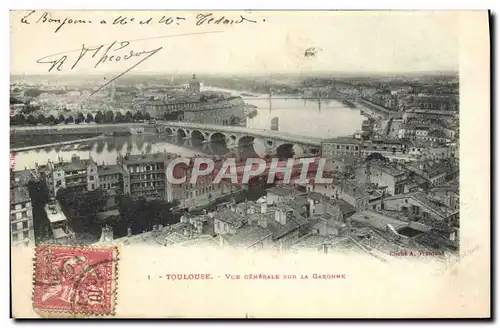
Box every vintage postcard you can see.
[9,10,490,318]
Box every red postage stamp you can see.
[32,245,119,317]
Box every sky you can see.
[10,10,460,75]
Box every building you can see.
[220,225,273,250]
[409,95,459,112]
[321,136,363,158]
[355,163,407,196]
[428,182,460,210]
[36,154,99,197]
[98,164,126,193]
[189,74,201,94]
[415,125,430,139]
[149,95,246,126]
[382,192,459,226]
[214,206,247,235]
[324,156,360,174]
[117,152,170,201]
[168,157,232,209]
[266,186,299,205]
[10,185,35,246]
[45,199,72,244]
[214,197,309,251]
[335,180,371,210]
[405,159,458,188]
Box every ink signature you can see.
[36,40,163,96]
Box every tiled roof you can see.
[373,164,405,177]
[223,225,272,248]
[329,199,356,217]
[11,186,30,205]
[214,209,246,227]
[98,165,126,176]
[123,153,171,165]
[323,137,363,144]
[384,192,457,218]
[350,211,409,231]
[266,186,295,197]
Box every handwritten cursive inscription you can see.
[19,10,264,33]
[21,10,92,33]
[195,13,257,26]
[37,40,163,96]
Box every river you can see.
[12,86,365,171]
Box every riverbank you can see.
[11,135,105,152]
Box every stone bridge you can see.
[158,121,323,156]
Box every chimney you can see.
[196,223,203,234]
[275,209,281,223]
[259,215,268,229]
[260,201,267,214]
[285,208,294,223]
[320,217,328,236]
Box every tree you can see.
[56,188,108,238]
[115,112,124,123]
[94,111,104,124]
[26,114,36,125]
[111,195,179,238]
[229,115,241,126]
[46,115,56,125]
[133,111,144,122]
[125,111,133,122]
[75,113,85,124]
[24,89,43,97]
[11,114,26,126]
[64,115,74,124]
[85,113,94,123]
[27,180,51,243]
[37,114,46,125]
[144,112,151,120]
[366,152,387,162]
[57,114,65,124]
[104,110,114,123]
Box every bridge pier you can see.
[225,137,238,149]
[158,123,323,157]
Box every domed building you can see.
[189,74,201,94]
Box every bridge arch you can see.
[177,129,187,139]
[276,143,297,159]
[165,127,173,135]
[191,130,205,141]
[210,132,227,143]
[237,135,255,148]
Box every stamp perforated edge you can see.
[31,244,119,318]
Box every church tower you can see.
[189,74,201,94]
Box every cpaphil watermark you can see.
[166,157,333,185]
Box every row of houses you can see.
[32,153,234,209]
